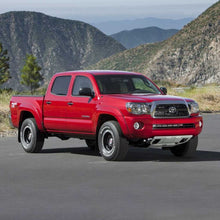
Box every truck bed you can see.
[10,95,45,129]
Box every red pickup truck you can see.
[10,70,203,161]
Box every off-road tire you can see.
[98,121,128,161]
[20,118,44,153]
[170,136,198,157]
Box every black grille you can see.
[154,104,189,118]
[153,123,195,129]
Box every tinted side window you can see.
[51,76,71,96]
[72,76,93,96]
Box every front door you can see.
[65,75,97,133]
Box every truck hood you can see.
[102,94,192,103]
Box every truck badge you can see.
[168,106,177,114]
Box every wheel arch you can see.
[96,113,129,138]
[96,114,117,134]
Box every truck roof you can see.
[54,70,141,76]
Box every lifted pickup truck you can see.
[10,70,203,161]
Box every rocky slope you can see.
[111,27,178,48]
[92,1,220,85]
[0,11,125,90]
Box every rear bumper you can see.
[123,115,203,139]
[8,113,15,129]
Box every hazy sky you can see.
[0,0,218,22]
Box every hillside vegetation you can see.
[92,1,220,85]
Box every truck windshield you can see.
[94,75,161,95]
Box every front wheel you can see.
[20,118,44,153]
[98,121,128,161]
[170,136,198,157]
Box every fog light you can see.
[134,122,141,130]
[199,121,203,128]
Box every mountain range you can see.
[111,27,178,48]
[0,11,125,90]
[1,2,219,90]
[93,17,193,35]
[91,1,220,85]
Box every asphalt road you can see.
[0,114,220,220]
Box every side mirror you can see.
[160,87,167,95]
[79,87,95,97]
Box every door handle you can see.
[67,102,74,106]
[46,101,51,104]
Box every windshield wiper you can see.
[130,89,155,94]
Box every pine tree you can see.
[20,54,43,94]
[0,42,10,85]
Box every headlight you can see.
[126,102,151,115]
[188,101,200,114]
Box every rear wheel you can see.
[170,136,198,157]
[98,121,128,161]
[20,118,44,153]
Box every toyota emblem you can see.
[168,106,177,114]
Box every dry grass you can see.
[168,86,220,112]
[0,90,16,134]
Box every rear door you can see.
[43,75,72,131]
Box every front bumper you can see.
[123,115,203,139]
[149,135,193,147]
